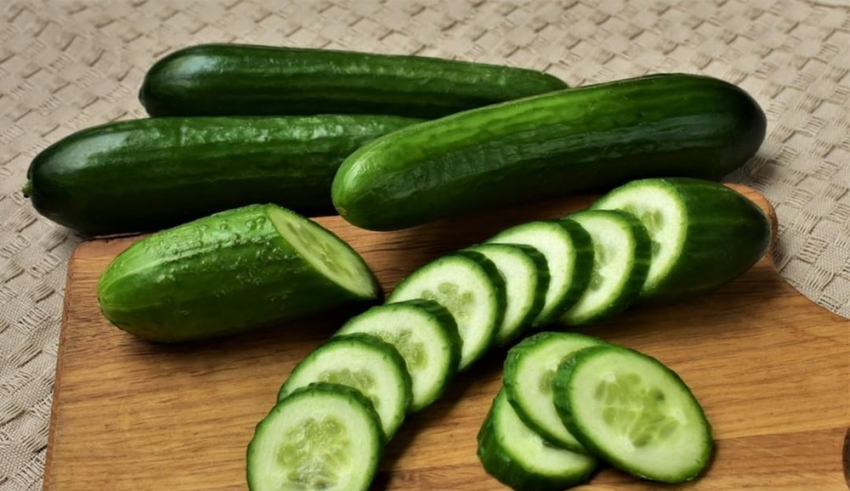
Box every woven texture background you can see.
[0,0,848,488]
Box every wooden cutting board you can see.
[44,185,850,491]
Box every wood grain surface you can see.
[44,186,850,491]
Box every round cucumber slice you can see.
[388,253,506,371]
[268,206,379,299]
[504,332,607,452]
[554,345,713,483]
[487,220,592,324]
[477,390,597,491]
[335,300,461,412]
[591,177,770,300]
[559,210,651,326]
[278,334,412,440]
[248,383,382,491]
[462,244,549,346]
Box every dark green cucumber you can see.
[332,73,766,230]
[591,178,771,300]
[25,115,419,235]
[140,44,567,118]
[97,204,379,342]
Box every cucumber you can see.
[332,73,766,230]
[140,44,568,118]
[387,253,506,371]
[462,244,549,346]
[248,383,382,491]
[553,345,713,483]
[488,221,592,324]
[97,204,378,342]
[477,390,597,491]
[335,300,461,412]
[24,115,419,235]
[278,334,412,440]
[591,178,771,300]
[559,210,651,325]
[503,332,607,452]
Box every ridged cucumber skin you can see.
[247,383,383,491]
[592,178,771,300]
[97,204,379,342]
[140,44,568,118]
[503,332,607,452]
[26,115,419,235]
[477,391,596,491]
[332,73,767,230]
[553,346,713,483]
[559,210,652,326]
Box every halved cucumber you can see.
[504,332,607,452]
[478,390,597,491]
[487,220,592,324]
[248,383,383,491]
[278,334,412,440]
[462,244,549,346]
[559,210,651,326]
[335,300,461,412]
[388,253,506,371]
[554,345,713,483]
[591,177,771,300]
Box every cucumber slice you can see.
[487,220,592,324]
[591,177,771,300]
[554,345,713,483]
[504,332,607,452]
[559,210,651,326]
[278,334,412,440]
[388,253,506,371]
[248,383,382,491]
[478,390,597,491]
[335,300,461,412]
[462,244,549,346]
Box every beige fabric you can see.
[0,0,848,488]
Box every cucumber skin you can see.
[26,115,419,235]
[333,73,767,230]
[559,210,652,326]
[247,383,383,491]
[552,346,713,483]
[140,44,568,118]
[593,178,771,300]
[541,220,594,325]
[337,299,462,412]
[477,392,596,491]
[97,205,379,342]
[502,332,607,452]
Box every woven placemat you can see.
[0,0,848,489]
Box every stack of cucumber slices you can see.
[247,178,769,491]
[481,332,713,490]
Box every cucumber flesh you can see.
[388,253,505,371]
[278,334,412,440]
[463,244,548,346]
[554,345,713,483]
[560,210,651,325]
[268,207,376,298]
[477,390,597,491]
[487,221,592,325]
[248,383,382,491]
[504,332,607,452]
[591,177,770,300]
[335,300,461,412]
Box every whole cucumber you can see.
[332,74,767,231]
[139,44,568,118]
[97,204,379,342]
[24,115,419,235]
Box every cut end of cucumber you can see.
[267,206,378,299]
[276,415,352,487]
[595,372,680,449]
[420,282,476,323]
[592,182,686,296]
[317,368,378,409]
